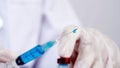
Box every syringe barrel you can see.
[16,40,56,66]
[16,45,44,65]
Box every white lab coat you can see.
[0,0,81,68]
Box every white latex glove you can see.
[0,48,19,68]
[59,25,120,68]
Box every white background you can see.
[70,0,120,47]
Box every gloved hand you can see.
[58,25,120,68]
[0,48,19,68]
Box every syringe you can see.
[16,41,56,65]
[15,27,78,66]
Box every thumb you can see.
[0,48,18,63]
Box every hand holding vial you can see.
[58,25,120,68]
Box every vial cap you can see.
[57,57,70,64]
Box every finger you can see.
[87,28,120,68]
[59,25,81,57]
[73,44,95,68]
[0,56,11,63]
[73,28,96,68]
[0,48,17,63]
[103,35,120,68]
[87,28,108,68]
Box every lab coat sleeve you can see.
[35,0,82,68]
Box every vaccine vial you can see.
[57,57,70,68]
[16,41,56,66]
